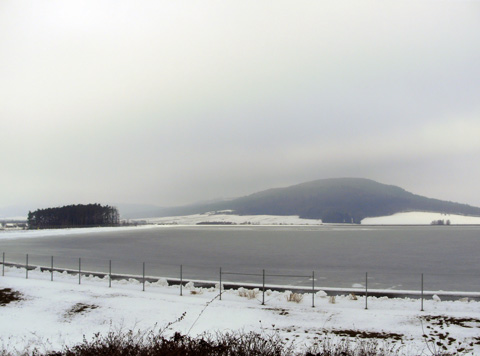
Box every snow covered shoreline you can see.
[2,211,480,239]
[1,266,480,355]
[142,211,480,226]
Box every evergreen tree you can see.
[28,204,119,229]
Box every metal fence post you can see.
[26,254,29,279]
[51,256,54,281]
[109,260,112,288]
[262,269,265,305]
[219,267,222,300]
[365,272,368,310]
[142,262,145,292]
[180,265,183,296]
[421,273,424,311]
[2,252,4,277]
[79,258,81,285]
[312,271,315,308]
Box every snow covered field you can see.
[141,211,480,226]
[1,266,480,355]
[0,224,157,240]
[362,212,480,225]
[2,211,480,231]
[143,212,323,226]
[1,213,480,354]
[144,211,480,225]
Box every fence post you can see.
[26,254,29,279]
[79,258,81,285]
[109,260,112,288]
[219,267,222,300]
[262,269,265,305]
[2,252,4,277]
[142,262,145,292]
[312,271,315,308]
[421,273,424,311]
[180,265,183,296]
[51,256,54,281]
[365,272,368,310]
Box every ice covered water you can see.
[1,225,479,292]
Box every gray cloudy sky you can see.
[1,0,480,214]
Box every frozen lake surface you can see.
[1,225,479,291]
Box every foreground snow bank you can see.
[1,266,479,355]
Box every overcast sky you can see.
[1,0,480,214]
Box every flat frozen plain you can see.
[1,266,479,355]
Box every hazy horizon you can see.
[1,0,480,216]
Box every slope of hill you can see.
[141,178,480,223]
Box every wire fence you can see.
[1,251,480,311]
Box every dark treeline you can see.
[27,204,119,229]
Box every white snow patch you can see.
[142,212,323,226]
[0,224,158,240]
[362,211,480,225]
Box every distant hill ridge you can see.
[126,178,480,223]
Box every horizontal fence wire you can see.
[221,272,263,277]
[266,274,312,278]
[2,250,480,306]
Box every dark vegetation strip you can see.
[0,288,23,306]
[0,329,459,356]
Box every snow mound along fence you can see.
[2,251,480,310]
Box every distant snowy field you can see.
[362,212,480,225]
[143,212,323,225]
[2,212,480,238]
[0,224,158,240]
[142,211,480,226]
[1,267,480,355]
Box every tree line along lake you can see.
[1,225,479,292]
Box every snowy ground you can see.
[1,266,480,355]
[2,211,480,230]
[0,224,158,240]
[140,211,480,226]
[142,211,323,226]
[362,212,480,225]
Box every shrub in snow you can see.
[53,329,294,356]
[285,291,303,303]
[237,287,259,299]
[237,287,246,296]
[329,295,336,304]
[348,293,358,300]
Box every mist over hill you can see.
[123,178,480,223]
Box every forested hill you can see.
[226,178,480,223]
[139,178,480,223]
